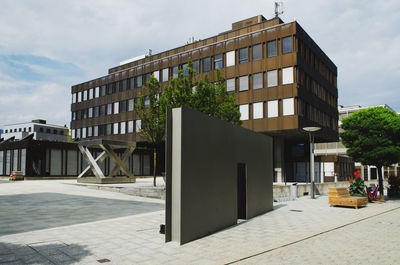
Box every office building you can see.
[70,15,338,182]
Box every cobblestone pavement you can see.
[1,180,399,264]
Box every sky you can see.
[0,0,399,128]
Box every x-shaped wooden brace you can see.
[78,144,135,179]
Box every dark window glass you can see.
[172,66,178,78]
[121,79,127,91]
[120,100,127,112]
[239,48,248,63]
[282,36,292,54]
[83,109,87,119]
[115,82,119,93]
[193,60,199,74]
[46,128,50,133]
[100,105,106,116]
[129,77,135,89]
[214,54,223,69]
[94,106,99,117]
[144,74,150,86]
[59,130,63,135]
[137,75,143,87]
[107,83,113,95]
[40,128,44,132]
[99,125,106,136]
[267,40,277,57]
[182,63,188,77]
[203,57,211,72]
[29,127,31,132]
[106,124,112,135]
[77,110,82,120]
[252,44,262,61]
[101,85,106,96]
[53,130,57,134]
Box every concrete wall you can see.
[166,107,273,245]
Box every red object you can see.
[356,175,360,179]
[349,178,352,182]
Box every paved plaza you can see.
[1,180,400,264]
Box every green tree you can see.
[136,58,241,186]
[340,107,400,200]
[136,76,166,186]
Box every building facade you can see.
[70,15,338,182]
[2,120,70,142]
[315,104,399,181]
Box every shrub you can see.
[349,170,366,195]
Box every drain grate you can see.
[97,258,111,263]
[289,209,303,212]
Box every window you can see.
[89,88,94,100]
[267,70,278,87]
[72,93,76,104]
[144,96,150,108]
[144,73,150,86]
[214,54,223,69]
[128,121,134,133]
[88,127,92,137]
[239,76,248,91]
[239,104,249,120]
[226,51,235,67]
[226,78,235,93]
[94,126,98,137]
[71,129,76,139]
[83,90,88,101]
[128,99,134,111]
[182,63,188,77]
[77,91,82,102]
[121,79,127,91]
[253,102,263,119]
[282,67,294,85]
[239,48,248,63]
[162,68,169,82]
[72,112,76,121]
[100,105,106,116]
[115,81,120,93]
[29,127,31,132]
[82,109,87,119]
[193,60,199,74]
[172,66,178,78]
[101,85,106,96]
[82,128,87,138]
[95,87,99,98]
[77,110,81,120]
[268,100,278,117]
[107,83,113,94]
[129,77,135,89]
[5,129,8,133]
[76,128,81,139]
[203,57,211,72]
[99,125,105,136]
[88,107,93,118]
[120,122,126,134]
[114,102,119,114]
[153,71,159,81]
[283,98,294,116]
[136,120,142,132]
[94,106,99,117]
[252,44,262,61]
[120,100,127,112]
[252,73,263,90]
[267,40,277,57]
[113,123,119,135]
[137,75,143,87]
[106,124,112,135]
[282,36,293,54]
[107,103,112,115]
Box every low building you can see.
[2,120,69,142]
[315,104,399,181]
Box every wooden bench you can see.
[328,187,368,209]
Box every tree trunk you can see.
[377,165,385,201]
[153,147,157,187]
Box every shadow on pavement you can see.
[0,192,164,236]
[0,241,91,264]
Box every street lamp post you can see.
[302,127,321,199]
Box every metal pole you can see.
[310,133,315,199]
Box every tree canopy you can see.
[136,57,241,185]
[340,106,400,199]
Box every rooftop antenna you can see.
[274,2,284,18]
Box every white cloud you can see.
[0,0,399,129]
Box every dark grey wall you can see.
[166,107,273,245]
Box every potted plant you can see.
[349,170,366,196]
